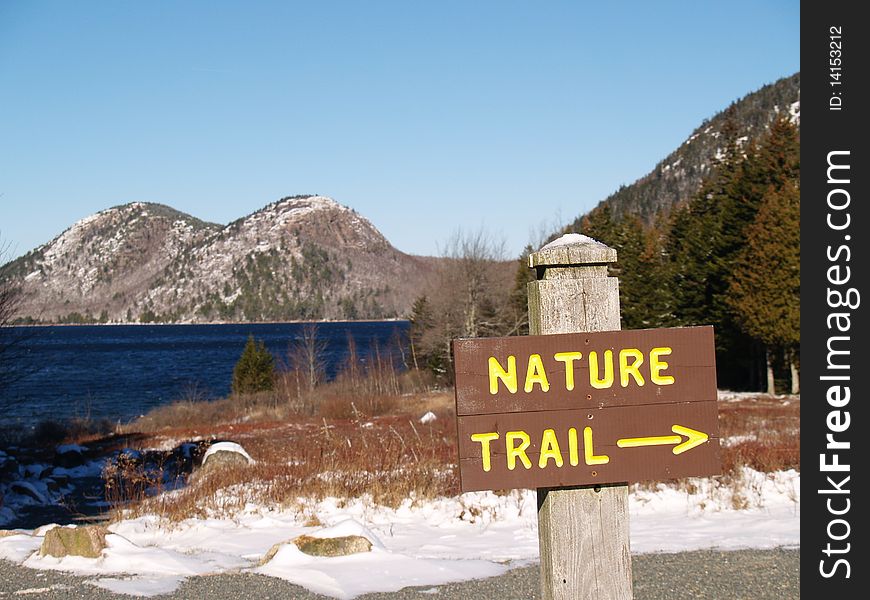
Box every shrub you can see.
[231,335,275,395]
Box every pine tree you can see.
[629,217,673,328]
[728,181,800,393]
[664,112,763,389]
[231,334,275,395]
[408,295,433,371]
[663,114,800,390]
[720,116,799,266]
[578,206,673,331]
[579,204,620,243]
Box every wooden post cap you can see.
[528,233,617,268]
[528,234,617,281]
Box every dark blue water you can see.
[1,321,409,428]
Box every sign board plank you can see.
[452,325,720,492]
[454,326,716,417]
[457,402,719,492]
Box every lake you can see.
[1,321,410,428]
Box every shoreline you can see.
[7,318,410,328]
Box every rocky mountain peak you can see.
[3,196,432,324]
[573,72,800,226]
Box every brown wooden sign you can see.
[453,326,720,492]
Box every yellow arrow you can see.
[617,425,709,455]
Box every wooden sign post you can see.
[451,235,720,600]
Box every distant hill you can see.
[568,72,800,228]
[2,196,440,323]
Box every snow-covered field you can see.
[0,468,799,599]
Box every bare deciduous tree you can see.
[411,228,515,382]
[282,323,327,407]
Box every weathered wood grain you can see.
[529,237,633,600]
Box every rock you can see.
[259,534,374,565]
[293,534,373,557]
[420,411,437,424]
[25,464,50,479]
[9,481,47,503]
[259,541,285,565]
[0,529,28,537]
[39,525,108,558]
[53,445,86,469]
[166,441,209,476]
[199,441,254,473]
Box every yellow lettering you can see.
[471,432,499,472]
[619,348,645,387]
[589,350,614,389]
[584,426,610,465]
[538,429,564,468]
[568,427,579,466]
[488,355,517,394]
[506,431,532,470]
[650,347,675,385]
[524,354,550,393]
[554,352,583,391]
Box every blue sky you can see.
[1,1,798,260]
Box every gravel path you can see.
[0,547,798,599]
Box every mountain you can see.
[572,72,800,226]
[2,196,438,324]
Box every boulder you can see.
[293,534,373,557]
[199,441,254,473]
[39,525,108,558]
[259,533,373,565]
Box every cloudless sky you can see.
[1,1,799,260]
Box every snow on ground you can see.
[0,468,799,599]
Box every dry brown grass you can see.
[118,406,457,522]
[122,359,440,435]
[718,394,800,474]
[108,386,798,522]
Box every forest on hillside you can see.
[569,115,799,393]
[409,115,800,394]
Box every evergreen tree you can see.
[579,204,620,244]
[231,334,275,395]
[662,114,800,390]
[579,207,671,331]
[408,295,434,371]
[667,112,742,327]
[728,181,800,393]
[663,112,764,389]
[629,217,674,328]
[720,116,800,267]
